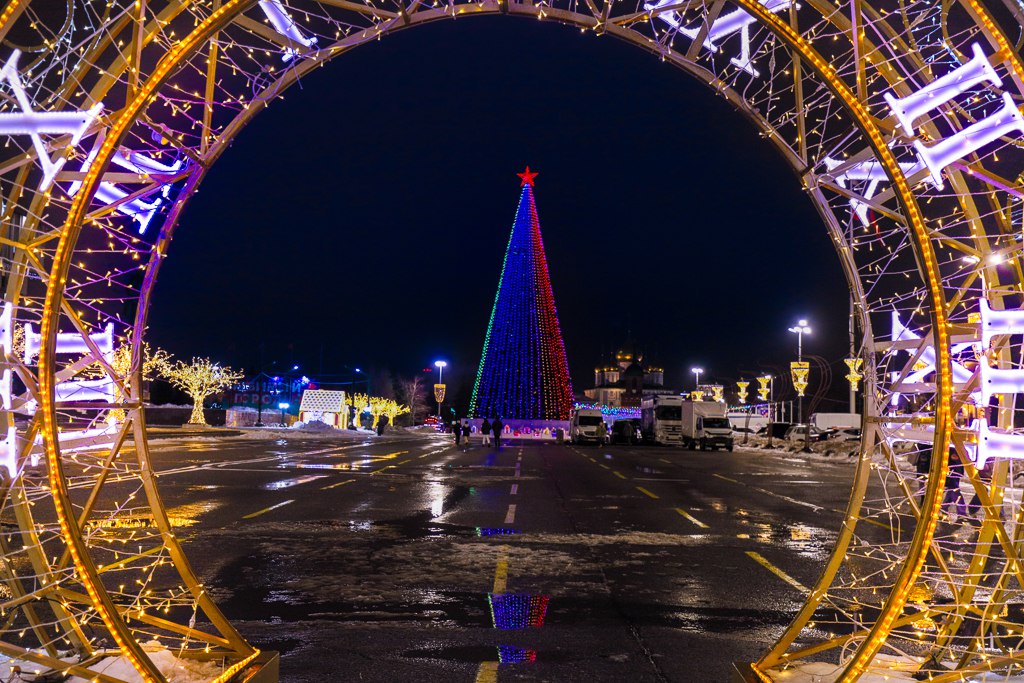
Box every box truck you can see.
[810,413,861,431]
[681,401,734,451]
[641,395,683,445]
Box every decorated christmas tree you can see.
[470,167,574,420]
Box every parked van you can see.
[570,408,606,445]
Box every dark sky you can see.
[148,16,852,405]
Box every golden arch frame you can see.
[0,0,1023,680]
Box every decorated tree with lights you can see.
[161,357,243,425]
[80,337,173,424]
[348,392,369,428]
[470,167,573,420]
[383,400,410,428]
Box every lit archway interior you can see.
[0,0,1023,680]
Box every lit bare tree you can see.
[398,375,429,426]
[161,358,242,425]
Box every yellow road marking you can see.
[675,508,709,529]
[321,478,357,491]
[475,661,498,683]
[746,551,808,592]
[612,470,625,479]
[398,459,411,465]
[636,486,659,499]
[493,548,509,593]
[599,464,610,470]
[242,500,294,519]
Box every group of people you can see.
[451,417,504,449]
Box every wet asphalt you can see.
[141,431,863,682]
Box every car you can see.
[784,424,829,443]
[830,427,861,442]
[610,418,643,445]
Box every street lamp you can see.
[278,401,290,426]
[788,319,812,423]
[691,367,703,391]
[434,360,447,419]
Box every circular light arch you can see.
[0,0,1023,681]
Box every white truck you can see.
[641,395,683,445]
[811,413,861,431]
[570,408,607,445]
[681,401,734,451]
[728,412,769,434]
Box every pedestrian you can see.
[481,417,492,447]
[492,416,504,450]
[942,448,967,520]
[911,446,932,501]
[376,414,388,437]
[597,419,608,446]
[966,457,993,519]
[461,419,472,447]
[452,420,462,446]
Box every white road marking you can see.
[504,504,517,524]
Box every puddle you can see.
[401,644,547,664]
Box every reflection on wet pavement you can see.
[264,474,329,490]
[488,593,550,629]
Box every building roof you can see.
[299,389,346,413]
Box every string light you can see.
[470,169,573,420]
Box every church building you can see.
[584,340,673,408]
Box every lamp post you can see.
[434,360,447,419]
[278,402,290,427]
[691,367,703,392]
[788,319,812,423]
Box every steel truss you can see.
[0,0,1022,680]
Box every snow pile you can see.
[0,642,228,683]
[291,420,336,432]
[734,435,859,460]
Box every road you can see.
[141,430,862,682]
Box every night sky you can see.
[148,16,852,407]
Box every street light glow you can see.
[691,367,703,388]
[434,360,447,368]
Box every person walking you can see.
[461,418,472,447]
[913,446,932,502]
[492,416,504,450]
[597,419,608,446]
[942,448,967,520]
[376,413,388,437]
[452,420,462,447]
[481,417,492,447]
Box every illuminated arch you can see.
[0,0,1022,680]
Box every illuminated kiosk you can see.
[298,389,347,428]
[0,0,1020,681]
[469,167,574,436]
